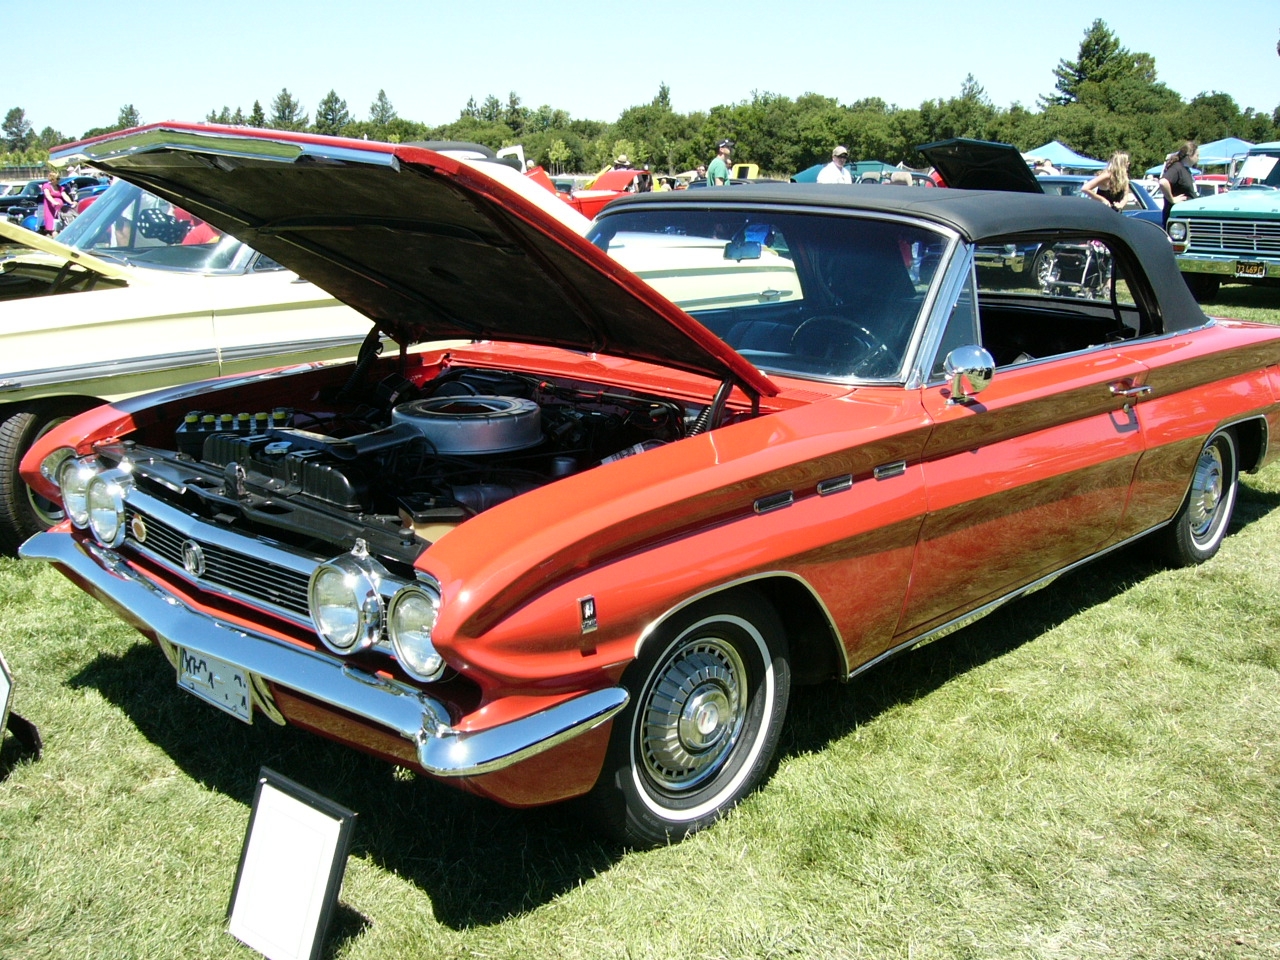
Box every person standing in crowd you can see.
[694,164,707,184]
[1082,151,1132,210]
[816,145,853,184]
[38,171,73,235]
[1159,142,1198,226]
[707,140,733,186]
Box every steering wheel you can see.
[789,315,892,376]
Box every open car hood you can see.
[52,123,776,397]
[916,138,1043,193]
[0,217,135,282]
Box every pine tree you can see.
[315,90,350,135]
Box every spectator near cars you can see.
[816,145,853,184]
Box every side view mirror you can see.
[944,344,995,403]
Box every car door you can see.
[897,243,1150,638]
[209,252,373,376]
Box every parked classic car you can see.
[21,124,1280,848]
[1167,142,1280,302]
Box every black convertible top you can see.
[604,185,1208,333]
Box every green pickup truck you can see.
[1166,141,1280,301]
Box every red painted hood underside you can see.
[53,123,776,397]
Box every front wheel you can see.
[588,592,790,847]
[1154,429,1238,566]
[0,403,84,553]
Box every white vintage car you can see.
[0,178,376,550]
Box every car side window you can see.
[969,235,1148,369]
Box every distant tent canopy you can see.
[1023,140,1106,172]
[1144,137,1253,176]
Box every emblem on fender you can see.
[181,540,206,578]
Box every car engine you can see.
[115,365,698,567]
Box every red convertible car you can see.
[20,124,1280,847]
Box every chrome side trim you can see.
[848,525,1167,680]
[20,530,626,777]
[0,349,221,393]
[217,334,366,365]
[873,461,907,480]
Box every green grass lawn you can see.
[1,296,1279,959]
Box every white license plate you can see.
[1235,260,1266,278]
[177,647,252,723]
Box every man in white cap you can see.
[817,145,853,184]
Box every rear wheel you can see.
[1154,429,1238,566]
[0,403,85,553]
[588,592,790,847]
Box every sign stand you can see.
[227,767,357,960]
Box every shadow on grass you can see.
[65,479,1279,930]
[68,640,620,930]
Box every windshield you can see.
[56,180,255,273]
[1237,152,1280,188]
[590,207,948,381]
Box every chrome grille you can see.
[126,506,314,622]
[1186,218,1280,256]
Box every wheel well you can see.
[0,395,102,421]
[653,577,842,686]
[1231,417,1268,474]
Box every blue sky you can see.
[9,1,1278,140]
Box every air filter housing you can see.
[391,396,542,454]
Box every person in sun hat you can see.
[817,145,853,184]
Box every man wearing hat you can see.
[817,145,853,184]
[707,140,733,186]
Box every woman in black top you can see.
[1160,142,1199,226]
[1082,151,1131,210]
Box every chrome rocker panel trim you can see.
[20,530,628,777]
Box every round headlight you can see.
[388,584,444,681]
[41,447,75,486]
[85,470,130,547]
[308,548,385,654]
[57,456,100,528]
[1168,221,1187,242]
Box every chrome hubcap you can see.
[1188,444,1224,541]
[641,639,746,792]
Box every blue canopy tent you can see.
[1144,138,1251,176]
[1024,140,1106,172]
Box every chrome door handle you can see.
[1109,383,1152,399]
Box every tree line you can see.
[4,21,1278,178]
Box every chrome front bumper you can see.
[20,531,628,777]
[1176,254,1280,279]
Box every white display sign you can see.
[227,769,356,960]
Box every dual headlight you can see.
[307,544,445,682]
[44,448,447,684]
[50,453,131,548]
